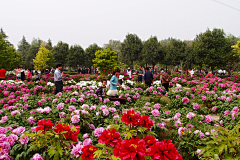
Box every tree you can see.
[103,40,122,61]
[0,34,22,70]
[67,45,85,69]
[141,36,163,70]
[33,43,50,70]
[25,38,44,69]
[0,28,8,40]
[45,39,53,51]
[17,36,30,66]
[121,34,143,68]
[192,28,232,71]
[85,44,102,68]
[92,48,118,75]
[52,41,69,67]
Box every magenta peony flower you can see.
[114,101,120,106]
[69,106,76,111]
[28,117,35,125]
[102,109,109,116]
[19,135,29,145]
[182,97,189,103]
[176,95,180,99]
[201,96,207,101]
[193,103,199,110]
[178,127,186,136]
[37,101,42,107]
[204,115,213,124]
[174,113,181,120]
[157,122,166,128]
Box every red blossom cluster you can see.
[121,110,154,131]
[54,123,80,142]
[112,137,182,160]
[36,119,53,132]
[81,145,98,160]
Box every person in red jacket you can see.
[0,67,6,80]
[27,69,32,82]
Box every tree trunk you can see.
[165,64,167,72]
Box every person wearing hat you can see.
[127,68,132,80]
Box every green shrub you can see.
[63,71,78,75]
[198,124,240,159]
[167,70,171,75]
[133,82,147,90]
[27,83,35,89]
[218,75,229,79]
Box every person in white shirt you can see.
[127,68,132,80]
[189,69,194,77]
[218,69,223,75]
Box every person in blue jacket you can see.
[107,69,121,98]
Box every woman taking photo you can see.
[107,69,121,98]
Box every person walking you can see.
[107,69,121,98]
[15,67,21,80]
[50,67,55,74]
[144,67,153,87]
[137,66,143,83]
[0,67,6,80]
[161,69,170,92]
[54,64,64,95]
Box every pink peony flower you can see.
[204,115,213,124]
[83,138,92,146]
[31,153,43,160]
[157,122,166,129]
[57,103,64,110]
[114,101,120,106]
[193,103,199,110]
[212,107,217,113]
[176,95,180,99]
[19,135,29,145]
[71,142,84,158]
[186,112,196,119]
[71,115,80,124]
[182,97,189,103]
[201,96,207,101]
[37,101,42,107]
[28,117,35,125]
[69,106,76,111]
[151,109,160,117]
[102,109,109,116]
[59,112,66,118]
[83,133,89,139]
[178,127,186,136]
[94,127,104,137]
[174,113,181,120]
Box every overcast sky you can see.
[1,0,239,49]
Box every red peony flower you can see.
[121,110,141,127]
[98,128,121,147]
[113,137,146,160]
[81,145,98,160]
[147,139,183,160]
[36,119,53,132]
[143,135,157,148]
[139,115,154,131]
[54,123,80,142]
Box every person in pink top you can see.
[27,69,32,82]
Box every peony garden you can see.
[0,72,239,160]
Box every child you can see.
[27,69,32,82]
[95,79,107,101]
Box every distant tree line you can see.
[0,27,240,72]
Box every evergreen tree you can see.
[121,34,143,68]
[141,36,163,70]
[52,41,69,67]
[85,44,102,68]
[67,45,85,69]
[17,36,30,66]
[0,34,22,70]
[0,28,8,40]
